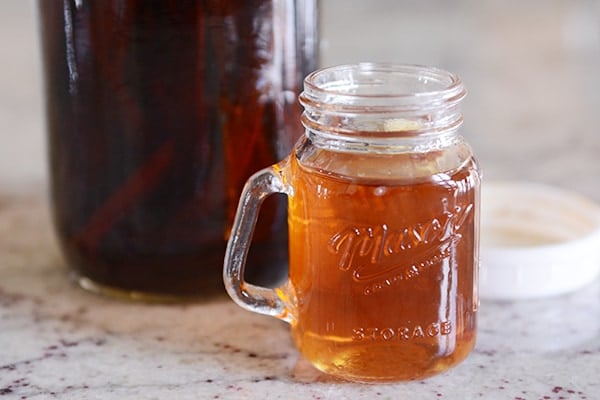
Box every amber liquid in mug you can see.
[287,150,479,381]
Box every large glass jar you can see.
[38,0,318,300]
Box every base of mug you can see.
[310,362,456,384]
[293,329,477,383]
[71,272,218,303]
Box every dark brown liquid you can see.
[287,153,479,381]
[38,0,317,298]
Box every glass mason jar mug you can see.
[224,63,481,382]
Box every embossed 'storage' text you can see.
[352,321,453,342]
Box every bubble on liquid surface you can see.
[374,186,387,196]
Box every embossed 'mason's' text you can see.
[328,201,473,290]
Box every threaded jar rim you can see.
[300,63,465,111]
[299,63,466,144]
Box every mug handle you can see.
[223,163,292,322]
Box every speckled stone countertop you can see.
[2,0,600,399]
[1,193,599,400]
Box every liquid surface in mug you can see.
[287,152,479,381]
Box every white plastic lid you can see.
[480,181,600,300]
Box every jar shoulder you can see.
[293,134,479,183]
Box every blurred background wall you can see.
[2,0,599,198]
